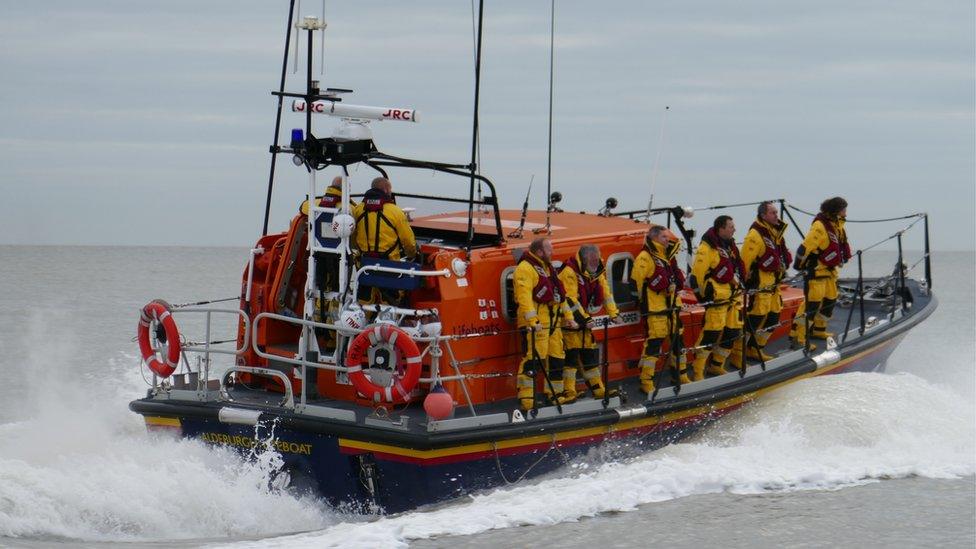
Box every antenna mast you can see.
[645,105,670,221]
[536,0,556,235]
[261,0,298,236]
[466,0,485,252]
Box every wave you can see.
[216,372,975,549]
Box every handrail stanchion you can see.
[923,213,932,290]
[857,251,866,336]
[897,232,907,312]
[841,254,860,345]
[203,310,212,390]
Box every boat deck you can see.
[214,277,929,438]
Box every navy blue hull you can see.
[138,296,934,514]
[173,411,710,513]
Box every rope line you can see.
[787,204,924,224]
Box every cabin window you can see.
[607,252,637,308]
[500,266,516,323]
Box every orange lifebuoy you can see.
[137,300,182,378]
[346,323,422,404]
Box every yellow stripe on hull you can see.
[145,416,182,428]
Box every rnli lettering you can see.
[199,432,313,456]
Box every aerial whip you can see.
[509,175,535,239]
[645,105,670,221]
[535,0,556,235]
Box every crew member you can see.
[311,176,355,295]
[352,177,417,304]
[631,226,690,393]
[559,244,622,402]
[791,197,851,346]
[740,201,791,361]
[514,238,577,411]
[689,215,746,379]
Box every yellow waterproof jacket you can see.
[691,228,743,303]
[797,215,848,278]
[741,217,789,291]
[632,240,683,313]
[514,251,572,329]
[558,251,619,323]
[352,189,417,261]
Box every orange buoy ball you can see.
[424,384,454,420]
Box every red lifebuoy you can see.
[346,323,422,404]
[137,300,182,378]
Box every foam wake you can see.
[0,345,341,542]
[218,372,975,549]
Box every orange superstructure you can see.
[234,206,802,407]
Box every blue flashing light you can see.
[290,128,304,149]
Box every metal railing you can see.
[159,306,250,392]
[250,309,479,414]
[824,213,929,345]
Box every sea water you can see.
[0,247,972,548]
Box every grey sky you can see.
[0,1,972,251]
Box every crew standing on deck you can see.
[514,238,576,411]
[740,201,791,361]
[559,244,621,402]
[689,216,746,379]
[352,177,417,304]
[791,197,851,347]
[631,226,690,393]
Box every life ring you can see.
[137,300,182,378]
[346,323,422,404]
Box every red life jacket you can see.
[645,242,685,292]
[702,228,745,284]
[563,256,605,313]
[521,252,563,305]
[319,188,341,208]
[750,220,792,272]
[815,213,850,268]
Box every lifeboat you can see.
[128,4,938,514]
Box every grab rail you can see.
[251,310,481,415]
[832,213,928,345]
[349,265,450,304]
[251,312,349,372]
[220,366,294,409]
[169,307,250,391]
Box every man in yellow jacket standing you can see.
[740,201,791,361]
[514,238,576,411]
[689,215,746,379]
[631,226,690,393]
[791,197,851,346]
[559,244,621,401]
[352,177,417,303]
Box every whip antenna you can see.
[292,0,301,74]
[534,0,556,235]
[470,0,486,213]
[509,175,535,239]
[465,0,484,253]
[646,105,670,221]
[319,0,326,74]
